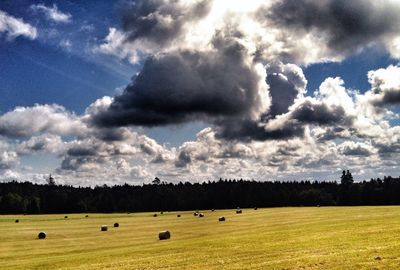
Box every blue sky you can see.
[1,0,400,186]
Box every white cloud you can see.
[30,4,72,24]
[0,104,86,138]
[94,28,140,64]
[0,10,37,40]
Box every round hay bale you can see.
[199,213,204,217]
[15,219,19,223]
[64,216,68,219]
[159,230,171,240]
[101,225,108,231]
[219,216,225,222]
[177,214,181,217]
[114,222,119,228]
[38,231,46,239]
[153,213,158,217]
[193,212,198,216]
[236,209,242,214]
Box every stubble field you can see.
[1,206,400,269]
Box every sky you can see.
[1,0,400,186]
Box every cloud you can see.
[94,28,140,64]
[266,62,307,117]
[0,104,86,138]
[3,0,400,185]
[17,134,65,155]
[30,4,72,23]
[264,0,400,61]
[91,0,400,143]
[120,0,211,46]
[339,141,375,156]
[92,33,269,128]
[0,10,37,40]
[0,150,17,170]
[366,65,400,106]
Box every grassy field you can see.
[1,206,400,269]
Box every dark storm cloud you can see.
[93,128,130,142]
[266,63,307,117]
[67,146,98,157]
[92,34,267,128]
[340,144,372,156]
[60,156,105,171]
[370,89,400,106]
[290,100,351,126]
[215,98,353,141]
[266,0,400,55]
[175,150,191,167]
[374,141,400,157]
[120,0,211,46]
[214,119,305,141]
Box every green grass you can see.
[1,206,400,269]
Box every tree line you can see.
[0,171,400,214]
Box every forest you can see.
[0,171,400,214]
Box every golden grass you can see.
[1,206,400,269]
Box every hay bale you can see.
[38,231,46,239]
[101,225,108,231]
[199,213,204,217]
[193,212,198,216]
[211,209,215,212]
[254,207,258,210]
[64,216,68,219]
[177,214,181,217]
[153,213,158,217]
[236,209,242,214]
[15,219,19,223]
[114,222,119,228]
[219,216,225,222]
[159,230,171,240]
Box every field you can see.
[1,206,400,269]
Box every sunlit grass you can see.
[1,206,400,269]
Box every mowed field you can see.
[1,206,400,270]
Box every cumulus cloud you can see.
[339,141,375,156]
[120,0,212,46]
[17,134,65,155]
[264,0,400,61]
[0,10,37,40]
[366,65,400,106]
[30,4,72,23]
[0,104,86,138]
[266,62,307,117]
[0,150,18,170]
[3,0,400,185]
[92,34,269,128]
[92,0,400,143]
